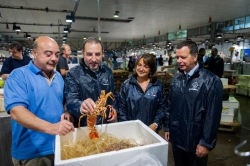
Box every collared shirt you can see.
[42,71,56,85]
[184,63,199,79]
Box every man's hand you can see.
[196,144,209,158]
[53,114,75,136]
[80,98,96,114]
[149,123,157,131]
[165,132,170,142]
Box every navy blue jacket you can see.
[204,55,224,78]
[64,59,118,127]
[118,75,167,131]
[164,65,223,151]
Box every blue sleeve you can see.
[199,77,223,149]
[64,71,83,118]
[118,82,128,122]
[4,70,29,113]
[154,83,168,126]
[1,58,12,74]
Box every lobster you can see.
[78,90,115,140]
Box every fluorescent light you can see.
[66,15,73,22]
[63,35,67,39]
[113,11,119,18]
[63,28,69,33]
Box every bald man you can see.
[4,36,74,166]
[56,44,71,80]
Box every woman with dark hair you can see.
[118,54,167,132]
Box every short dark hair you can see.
[82,37,103,50]
[199,48,205,54]
[9,41,23,52]
[134,53,156,79]
[176,40,198,56]
[212,47,218,53]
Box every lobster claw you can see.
[106,105,115,118]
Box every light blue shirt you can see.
[4,61,64,160]
[184,63,199,79]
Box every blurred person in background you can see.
[243,53,249,61]
[204,47,224,78]
[232,51,240,62]
[56,44,71,80]
[198,48,206,63]
[0,41,31,80]
[118,54,167,132]
[158,54,164,66]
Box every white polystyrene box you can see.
[220,78,228,86]
[220,114,234,122]
[222,108,235,115]
[55,120,168,166]
[222,97,239,109]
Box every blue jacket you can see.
[64,59,118,127]
[118,75,167,131]
[164,65,223,151]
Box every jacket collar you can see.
[79,58,106,77]
[129,75,158,86]
[178,62,203,78]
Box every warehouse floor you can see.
[159,94,250,166]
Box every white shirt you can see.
[232,56,240,63]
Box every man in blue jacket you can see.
[164,40,223,166]
[64,37,117,127]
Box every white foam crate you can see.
[55,120,168,166]
[222,108,235,115]
[236,85,248,96]
[220,114,234,122]
[222,97,239,109]
[220,78,228,86]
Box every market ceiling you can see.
[0,0,250,46]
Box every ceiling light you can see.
[63,28,69,33]
[237,34,244,40]
[113,11,119,18]
[66,15,74,22]
[233,42,236,46]
[63,34,67,39]
[26,33,31,39]
[168,41,172,45]
[216,34,223,38]
[13,24,21,31]
[83,37,86,40]
[225,39,229,42]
